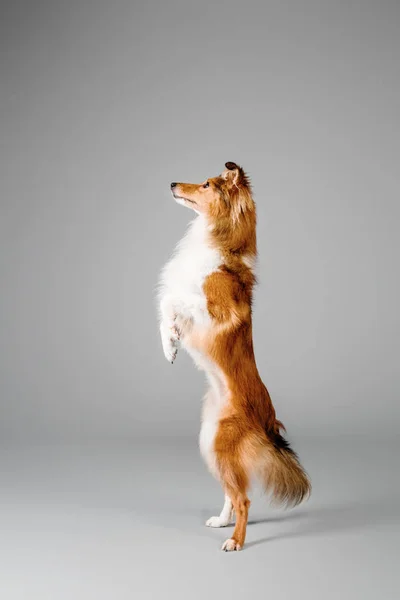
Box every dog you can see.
[158,162,310,551]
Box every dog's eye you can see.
[203,182,210,188]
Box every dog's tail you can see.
[255,424,311,507]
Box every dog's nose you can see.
[170,182,177,189]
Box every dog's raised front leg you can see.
[159,294,181,364]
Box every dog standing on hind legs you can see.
[158,162,311,551]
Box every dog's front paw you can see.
[160,322,180,364]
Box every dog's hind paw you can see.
[221,538,242,552]
[206,516,231,528]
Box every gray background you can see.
[0,1,399,598]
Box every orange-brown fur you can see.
[171,162,311,550]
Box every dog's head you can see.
[170,162,253,222]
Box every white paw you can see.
[170,323,180,343]
[160,323,180,364]
[221,538,242,552]
[164,343,178,364]
[206,516,230,528]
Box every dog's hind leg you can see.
[215,421,252,551]
[220,479,250,551]
[206,494,234,528]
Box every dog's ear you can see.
[222,161,244,187]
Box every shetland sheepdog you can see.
[158,162,311,551]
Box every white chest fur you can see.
[158,216,222,325]
[158,216,228,476]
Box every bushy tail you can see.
[257,428,311,507]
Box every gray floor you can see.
[1,436,398,599]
